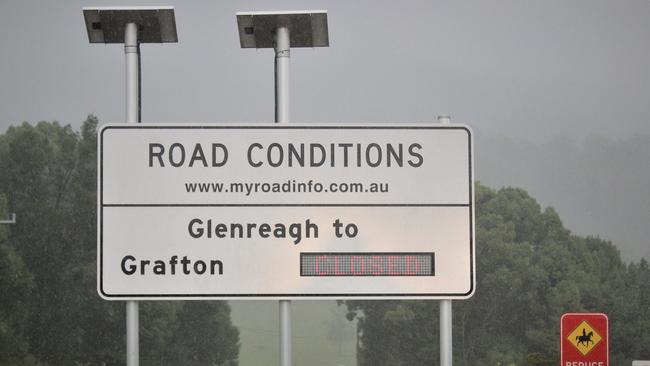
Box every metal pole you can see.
[125,23,139,124]
[274,25,292,366]
[275,26,290,123]
[438,114,452,366]
[124,22,140,366]
[440,300,452,366]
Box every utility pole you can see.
[236,10,329,366]
[438,114,452,366]
[83,7,178,366]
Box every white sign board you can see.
[633,362,650,366]
[98,124,475,300]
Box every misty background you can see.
[2,0,647,261]
[1,1,649,364]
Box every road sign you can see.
[98,124,474,300]
[561,313,609,366]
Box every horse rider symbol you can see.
[576,328,594,347]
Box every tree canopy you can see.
[344,184,650,365]
[0,118,239,365]
[1,118,648,365]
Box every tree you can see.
[0,194,35,365]
[0,118,240,365]
[345,183,650,365]
[168,302,240,366]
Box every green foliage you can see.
[0,194,34,364]
[2,118,648,365]
[345,183,650,365]
[168,302,240,366]
[0,118,239,365]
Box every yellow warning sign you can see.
[567,320,603,356]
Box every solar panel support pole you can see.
[125,22,140,366]
[275,25,292,366]
[275,26,290,123]
[84,8,177,366]
[236,11,328,366]
[438,114,452,366]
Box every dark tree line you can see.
[0,118,239,365]
[2,118,649,365]
[344,185,650,365]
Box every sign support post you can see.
[236,11,330,366]
[274,25,292,366]
[438,114,453,366]
[82,7,178,366]
[440,299,452,366]
[275,25,290,123]
[124,22,140,366]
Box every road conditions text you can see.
[148,142,423,168]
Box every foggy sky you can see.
[1,0,649,260]
[2,0,650,139]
